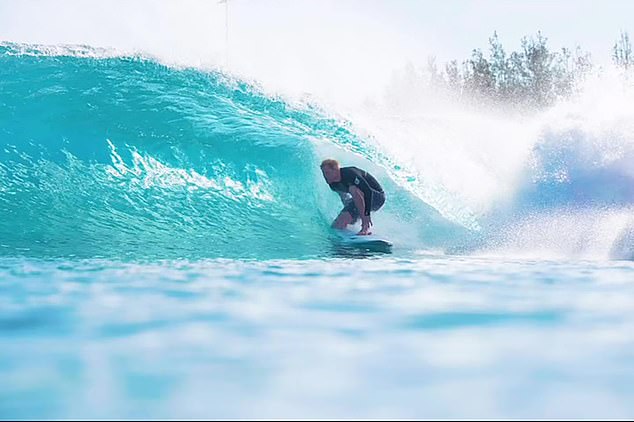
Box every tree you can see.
[489,32,510,101]
[613,31,632,71]
[464,49,495,99]
[396,30,594,111]
[522,32,555,107]
[444,60,461,95]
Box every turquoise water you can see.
[2,257,634,419]
[1,43,634,418]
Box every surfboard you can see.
[334,229,393,251]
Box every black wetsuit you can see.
[328,166,385,222]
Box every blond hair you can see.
[320,159,340,169]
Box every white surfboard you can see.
[335,229,393,251]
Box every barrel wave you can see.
[2,43,634,261]
[0,43,467,260]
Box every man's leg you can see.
[332,211,354,229]
[371,190,385,212]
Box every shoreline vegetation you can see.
[387,31,633,111]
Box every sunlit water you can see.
[2,255,634,419]
[2,43,634,418]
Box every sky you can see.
[370,0,634,63]
[1,0,633,103]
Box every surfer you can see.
[320,159,385,235]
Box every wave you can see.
[0,43,467,260]
[1,43,633,260]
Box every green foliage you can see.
[406,31,605,110]
[613,31,632,71]
[444,31,594,109]
[389,31,631,111]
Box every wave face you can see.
[2,43,633,261]
[0,43,467,260]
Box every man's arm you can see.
[349,186,372,235]
[338,192,350,205]
[349,186,366,216]
[349,173,373,217]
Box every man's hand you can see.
[358,215,373,235]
